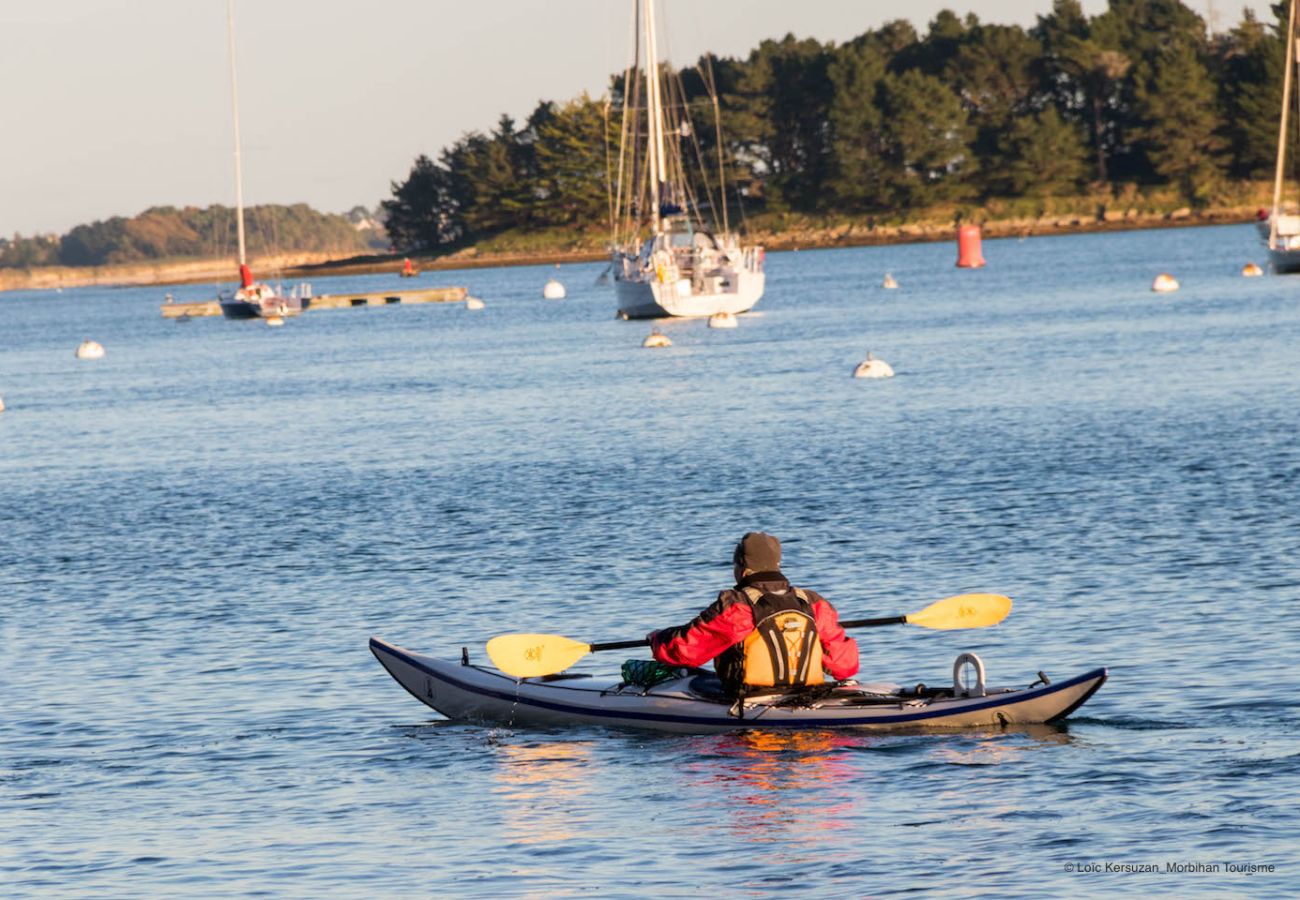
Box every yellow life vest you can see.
[738,586,824,689]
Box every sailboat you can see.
[1263,0,1300,273]
[218,0,303,319]
[609,0,765,320]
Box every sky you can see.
[0,0,1271,236]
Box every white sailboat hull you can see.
[608,0,765,320]
[1258,217,1300,272]
[615,268,765,319]
[1266,0,1300,274]
[1267,245,1300,273]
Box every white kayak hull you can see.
[370,638,1107,734]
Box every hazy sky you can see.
[0,0,1268,236]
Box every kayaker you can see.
[648,532,859,695]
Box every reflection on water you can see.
[492,739,596,846]
[672,726,1076,847]
[680,731,863,845]
[926,724,1074,767]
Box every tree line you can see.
[1,204,373,269]
[384,0,1291,252]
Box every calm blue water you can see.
[2,224,1298,896]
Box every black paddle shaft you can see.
[591,638,652,652]
[593,615,907,653]
[839,615,908,629]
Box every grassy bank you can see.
[376,181,1269,272]
[1,183,1270,293]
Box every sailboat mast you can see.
[707,59,729,236]
[227,0,247,268]
[643,0,668,232]
[1271,0,1298,248]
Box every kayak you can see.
[370,637,1108,734]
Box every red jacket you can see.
[650,573,859,685]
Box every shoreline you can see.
[281,207,1262,276]
[0,251,361,295]
[0,208,1259,293]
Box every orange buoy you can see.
[956,224,986,268]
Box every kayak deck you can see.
[370,637,1108,734]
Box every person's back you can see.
[649,532,859,696]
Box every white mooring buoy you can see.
[465,296,485,310]
[543,279,566,300]
[1151,273,1180,293]
[708,312,737,329]
[75,339,105,360]
[1242,262,1263,277]
[853,351,894,379]
[882,273,898,289]
[642,329,672,348]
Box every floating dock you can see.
[160,286,469,318]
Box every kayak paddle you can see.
[485,592,1011,679]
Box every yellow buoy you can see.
[1242,262,1263,277]
[853,351,894,379]
[75,339,105,359]
[1151,273,1180,293]
[642,329,672,348]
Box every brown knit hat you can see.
[733,532,781,573]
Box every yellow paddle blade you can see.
[486,633,593,679]
[905,593,1012,630]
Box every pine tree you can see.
[532,95,613,227]
[1217,10,1286,178]
[877,69,974,207]
[945,23,1043,195]
[381,155,461,251]
[1091,0,1209,181]
[728,35,834,211]
[826,42,889,210]
[1137,42,1227,204]
[996,107,1090,196]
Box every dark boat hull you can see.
[369,637,1109,734]
[219,295,306,320]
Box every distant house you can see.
[346,206,382,231]
[346,206,389,249]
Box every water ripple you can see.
[2,229,1298,895]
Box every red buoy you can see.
[956,224,986,268]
